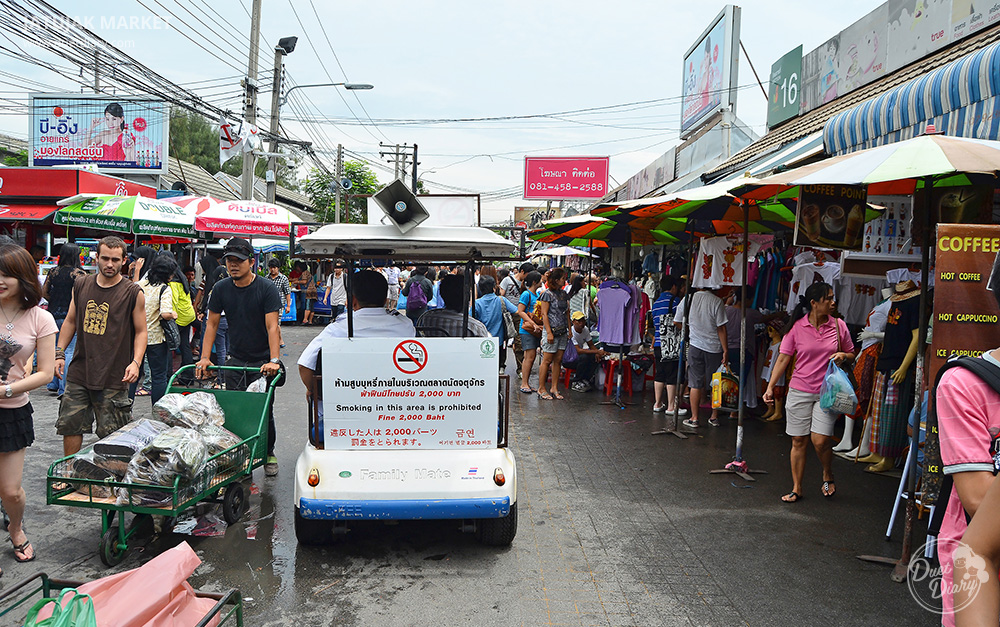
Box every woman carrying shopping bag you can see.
[763,282,854,503]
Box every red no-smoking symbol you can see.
[393,340,427,374]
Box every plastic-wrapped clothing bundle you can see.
[65,447,128,498]
[116,427,209,507]
[246,376,268,393]
[93,419,170,459]
[153,392,225,429]
[198,423,242,471]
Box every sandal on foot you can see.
[519,386,534,394]
[9,537,34,562]
[822,480,836,498]
[537,392,553,400]
[781,492,801,503]
[552,393,565,400]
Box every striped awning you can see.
[825,39,1000,155]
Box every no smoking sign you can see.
[393,340,427,374]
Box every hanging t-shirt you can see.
[724,305,764,353]
[836,276,885,326]
[596,283,632,346]
[860,298,892,351]
[876,295,920,372]
[0,306,57,409]
[784,262,842,312]
[693,234,774,288]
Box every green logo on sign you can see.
[480,340,495,358]
[339,471,352,478]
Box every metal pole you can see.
[891,176,934,583]
[265,46,283,205]
[737,203,749,459]
[241,0,262,201]
[411,144,418,193]
[335,143,343,224]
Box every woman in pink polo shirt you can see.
[763,282,854,503]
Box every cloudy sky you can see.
[1,0,880,222]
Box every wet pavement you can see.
[1,325,935,626]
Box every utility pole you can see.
[379,143,417,185]
[93,51,100,92]
[241,0,262,201]
[265,45,283,204]
[411,144,418,193]
[335,143,343,223]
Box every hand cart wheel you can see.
[100,524,127,567]
[222,482,247,525]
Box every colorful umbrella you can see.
[528,215,683,246]
[526,245,597,258]
[165,197,308,238]
[732,133,1000,200]
[55,195,196,238]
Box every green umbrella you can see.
[55,195,196,239]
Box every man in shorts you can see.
[566,311,607,391]
[502,262,533,374]
[266,258,292,348]
[55,236,146,456]
[676,287,728,429]
[197,237,283,476]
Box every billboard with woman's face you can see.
[29,94,168,174]
[680,5,741,136]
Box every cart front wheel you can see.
[100,524,128,566]
[223,483,247,524]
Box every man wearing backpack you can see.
[935,349,1000,625]
[402,266,433,323]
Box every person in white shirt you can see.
[383,264,401,310]
[674,287,728,429]
[324,261,348,319]
[298,270,415,407]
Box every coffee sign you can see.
[795,184,868,250]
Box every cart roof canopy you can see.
[298,223,517,261]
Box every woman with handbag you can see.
[130,255,177,404]
[516,271,543,394]
[537,268,570,400]
[763,282,854,502]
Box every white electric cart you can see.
[292,223,518,546]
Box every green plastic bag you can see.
[23,589,96,627]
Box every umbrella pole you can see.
[602,230,632,409]
[653,232,692,439]
[711,202,766,480]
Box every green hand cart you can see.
[46,366,276,567]
[0,572,243,626]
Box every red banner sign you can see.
[523,157,609,200]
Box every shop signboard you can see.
[887,0,950,72]
[839,4,889,92]
[680,5,741,136]
[321,337,499,450]
[952,0,994,40]
[29,93,168,174]
[624,148,675,200]
[928,224,1000,386]
[767,46,803,129]
[523,156,609,200]
[861,195,917,258]
[794,184,868,250]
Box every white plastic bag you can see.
[819,359,858,414]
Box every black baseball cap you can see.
[222,237,253,261]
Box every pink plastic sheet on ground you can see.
[38,541,219,626]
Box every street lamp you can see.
[278,82,374,107]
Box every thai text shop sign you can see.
[929,225,1000,384]
[523,156,609,200]
[322,338,499,450]
[29,93,168,174]
[794,184,868,250]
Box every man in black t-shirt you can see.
[196,237,283,476]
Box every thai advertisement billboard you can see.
[680,5,741,136]
[887,0,950,72]
[29,94,168,174]
[624,148,675,200]
[523,156,609,200]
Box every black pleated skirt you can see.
[0,402,34,452]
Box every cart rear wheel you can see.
[100,524,128,566]
[294,506,331,545]
[222,483,247,524]
[475,502,517,546]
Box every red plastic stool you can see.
[603,358,633,398]
[562,365,575,388]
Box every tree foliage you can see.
[303,160,381,223]
[1,149,28,166]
